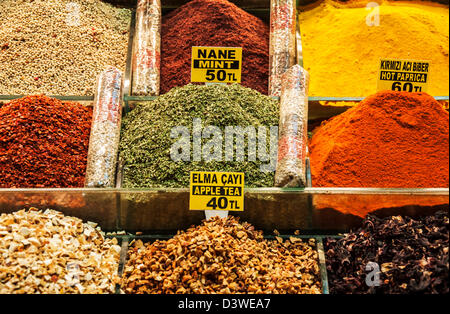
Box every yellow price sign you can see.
[190,171,244,211]
[377,59,430,93]
[191,47,242,84]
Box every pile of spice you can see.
[0,208,121,294]
[119,84,279,188]
[122,216,321,294]
[309,91,449,188]
[325,211,449,294]
[0,95,92,188]
[0,0,131,96]
[299,0,449,98]
[161,0,270,95]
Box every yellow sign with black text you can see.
[377,59,430,93]
[190,171,244,211]
[191,47,242,84]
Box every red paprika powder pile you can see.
[0,95,92,188]
[310,91,449,188]
[161,0,270,94]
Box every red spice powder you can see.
[310,91,449,188]
[0,95,92,188]
[161,0,270,94]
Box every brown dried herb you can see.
[122,216,322,294]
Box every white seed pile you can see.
[0,208,121,294]
[0,0,131,96]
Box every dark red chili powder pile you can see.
[0,95,92,188]
[310,91,449,188]
[161,0,270,94]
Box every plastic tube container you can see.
[85,66,124,188]
[269,0,296,97]
[131,0,161,96]
[275,64,309,187]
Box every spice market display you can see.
[0,95,92,188]
[160,0,270,94]
[309,91,449,188]
[122,216,322,294]
[0,208,121,294]
[0,0,131,96]
[119,84,279,188]
[325,211,449,294]
[0,0,448,299]
[299,0,449,99]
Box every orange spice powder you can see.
[310,91,449,188]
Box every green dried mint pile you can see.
[120,84,279,188]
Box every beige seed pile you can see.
[0,0,131,96]
[0,208,121,294]
[122,216,322,294]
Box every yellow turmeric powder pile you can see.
[299,0,449,98]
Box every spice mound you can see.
[161,0,269,94]
[309,91,449,188]
[0,208,121,294]
[119,84,279,188]
[122,216,322,294]
[0,95,92,188]
[325,211,449,294]
[0,0,131,96]
[299,0,449,98]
